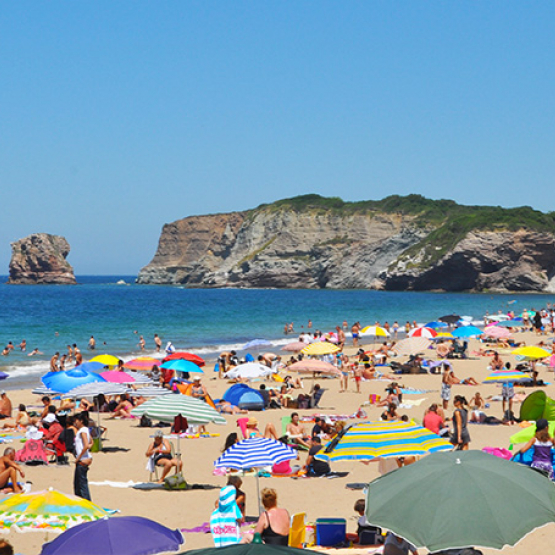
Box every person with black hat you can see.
[518,418,555,479]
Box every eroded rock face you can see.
[137,209,428,288]
[8,234,76,285]
[379,230,555,292]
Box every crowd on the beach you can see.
[3,305,555,554]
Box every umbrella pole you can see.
[256,471,262,516]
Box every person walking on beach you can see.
[451,395,470,451]
[154,334,162,352]
[73,412,92,500]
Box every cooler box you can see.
[316,518,346,546]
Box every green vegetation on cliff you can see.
[256,194,555,268]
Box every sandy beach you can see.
[4,330,555,555]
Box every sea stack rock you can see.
[8,234,76,285]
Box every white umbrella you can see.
[224,362,273,380]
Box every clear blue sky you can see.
[1,2,554,275]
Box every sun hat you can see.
[247,417,258,427]
[43,413,56,424]
[154,429,164,438]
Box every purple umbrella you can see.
[40,516,183,555]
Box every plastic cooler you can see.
[315,518,346,546]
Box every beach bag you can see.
[164,473,187,490]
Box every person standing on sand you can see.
[73,412,92,501]
[451,395,470,451]
[441,363,456,410]
[154,334,162,352]
[50,352,60,373]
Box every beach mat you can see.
[132,482,218,491]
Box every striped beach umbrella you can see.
[62,382,129,399]
[214,437,296,470]
[483,370,533,384]
[301,342,340,356]
[360,326,389,337]
[123,372,153,384]
[315,421,452,463]
[127,386,172,397]
[130,395,226,425]
[409,327,437,339]
[395,337,430,356]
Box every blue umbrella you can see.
[452,325,483,338]
[425,322,448,329]
[40,516,183,555]
[41,368,106,394]
[497,320,525,328]
[160,359,204,374]
[75,361,105,372]
[243,339,271,350]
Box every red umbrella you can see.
[409,327,437,339]
[162,352,205,367]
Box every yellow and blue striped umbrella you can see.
[483,370,533,383]
[315,421,451,462]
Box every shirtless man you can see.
[74,345,83,366]
[0,448,25,493]
[0,393,12,419]
[154,334,162,352]
[50,353,60,373]
[218,351,237,379]
[335,326,346,349]
[286,412,311,448]
[88,336,96,350]
[66,344,73,363]
[28,348,43,356]
[18,340,26,352]
[139,336,145,350]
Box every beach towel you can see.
[15,439,48,465]
[132,482,218,491]
[398,398,427,409]
[210,485,242,547]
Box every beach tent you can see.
[520,390,555,422]
[176,382,217,409]
[222,384,265,411]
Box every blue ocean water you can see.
[0,275,554,388]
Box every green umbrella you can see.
[365,450,555,552]
[510,421,555,445]
[180,544,309,555]
[130,395,226,425]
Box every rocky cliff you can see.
[136,195,555,292]
[8,234,76,285]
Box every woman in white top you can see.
[73,412,92,501]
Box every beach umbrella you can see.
[100,370,137,384]
[160,359,204,374]
[62,382,128,399]
[395,337,431,356]
[243,339,272,351]
[424,321,448,329]
[74,361,105,373]
[483,326,511,339]
[300,342,340,356]
[123,372,153,384]
[512,346,550,360]
[88,354,120,367]
[483,370,533,384]
[0,489,111,532]
[40,516,184,555]
[438,314,461,324]
[408,327,437,339]
[288,360,341,376]
[315,421,451,463]
[42,369,106,394]
[224,362,273,380]
[123,357,162,371]
[364,450,555,552]
[359,326,389,337]
[281,341,307,352]
[163,352,205,367]
[180,545,310,555]
[452,325,482,338]
[214,437,296,514]
[434,332,454,339]
[131,395,226,425]
[32,386,58,396]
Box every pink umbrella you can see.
[288,360,341,375]
[483,326,511,339]
[409,327,437,339]
[100,371,136,384]
[282,342,307,352]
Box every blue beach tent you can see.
[222,384,265,411]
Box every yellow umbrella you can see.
[89,354,120,366]
[301,342,340,356]
[360,326,389,337]
[511,346,550,360]
[435,332,454,339]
